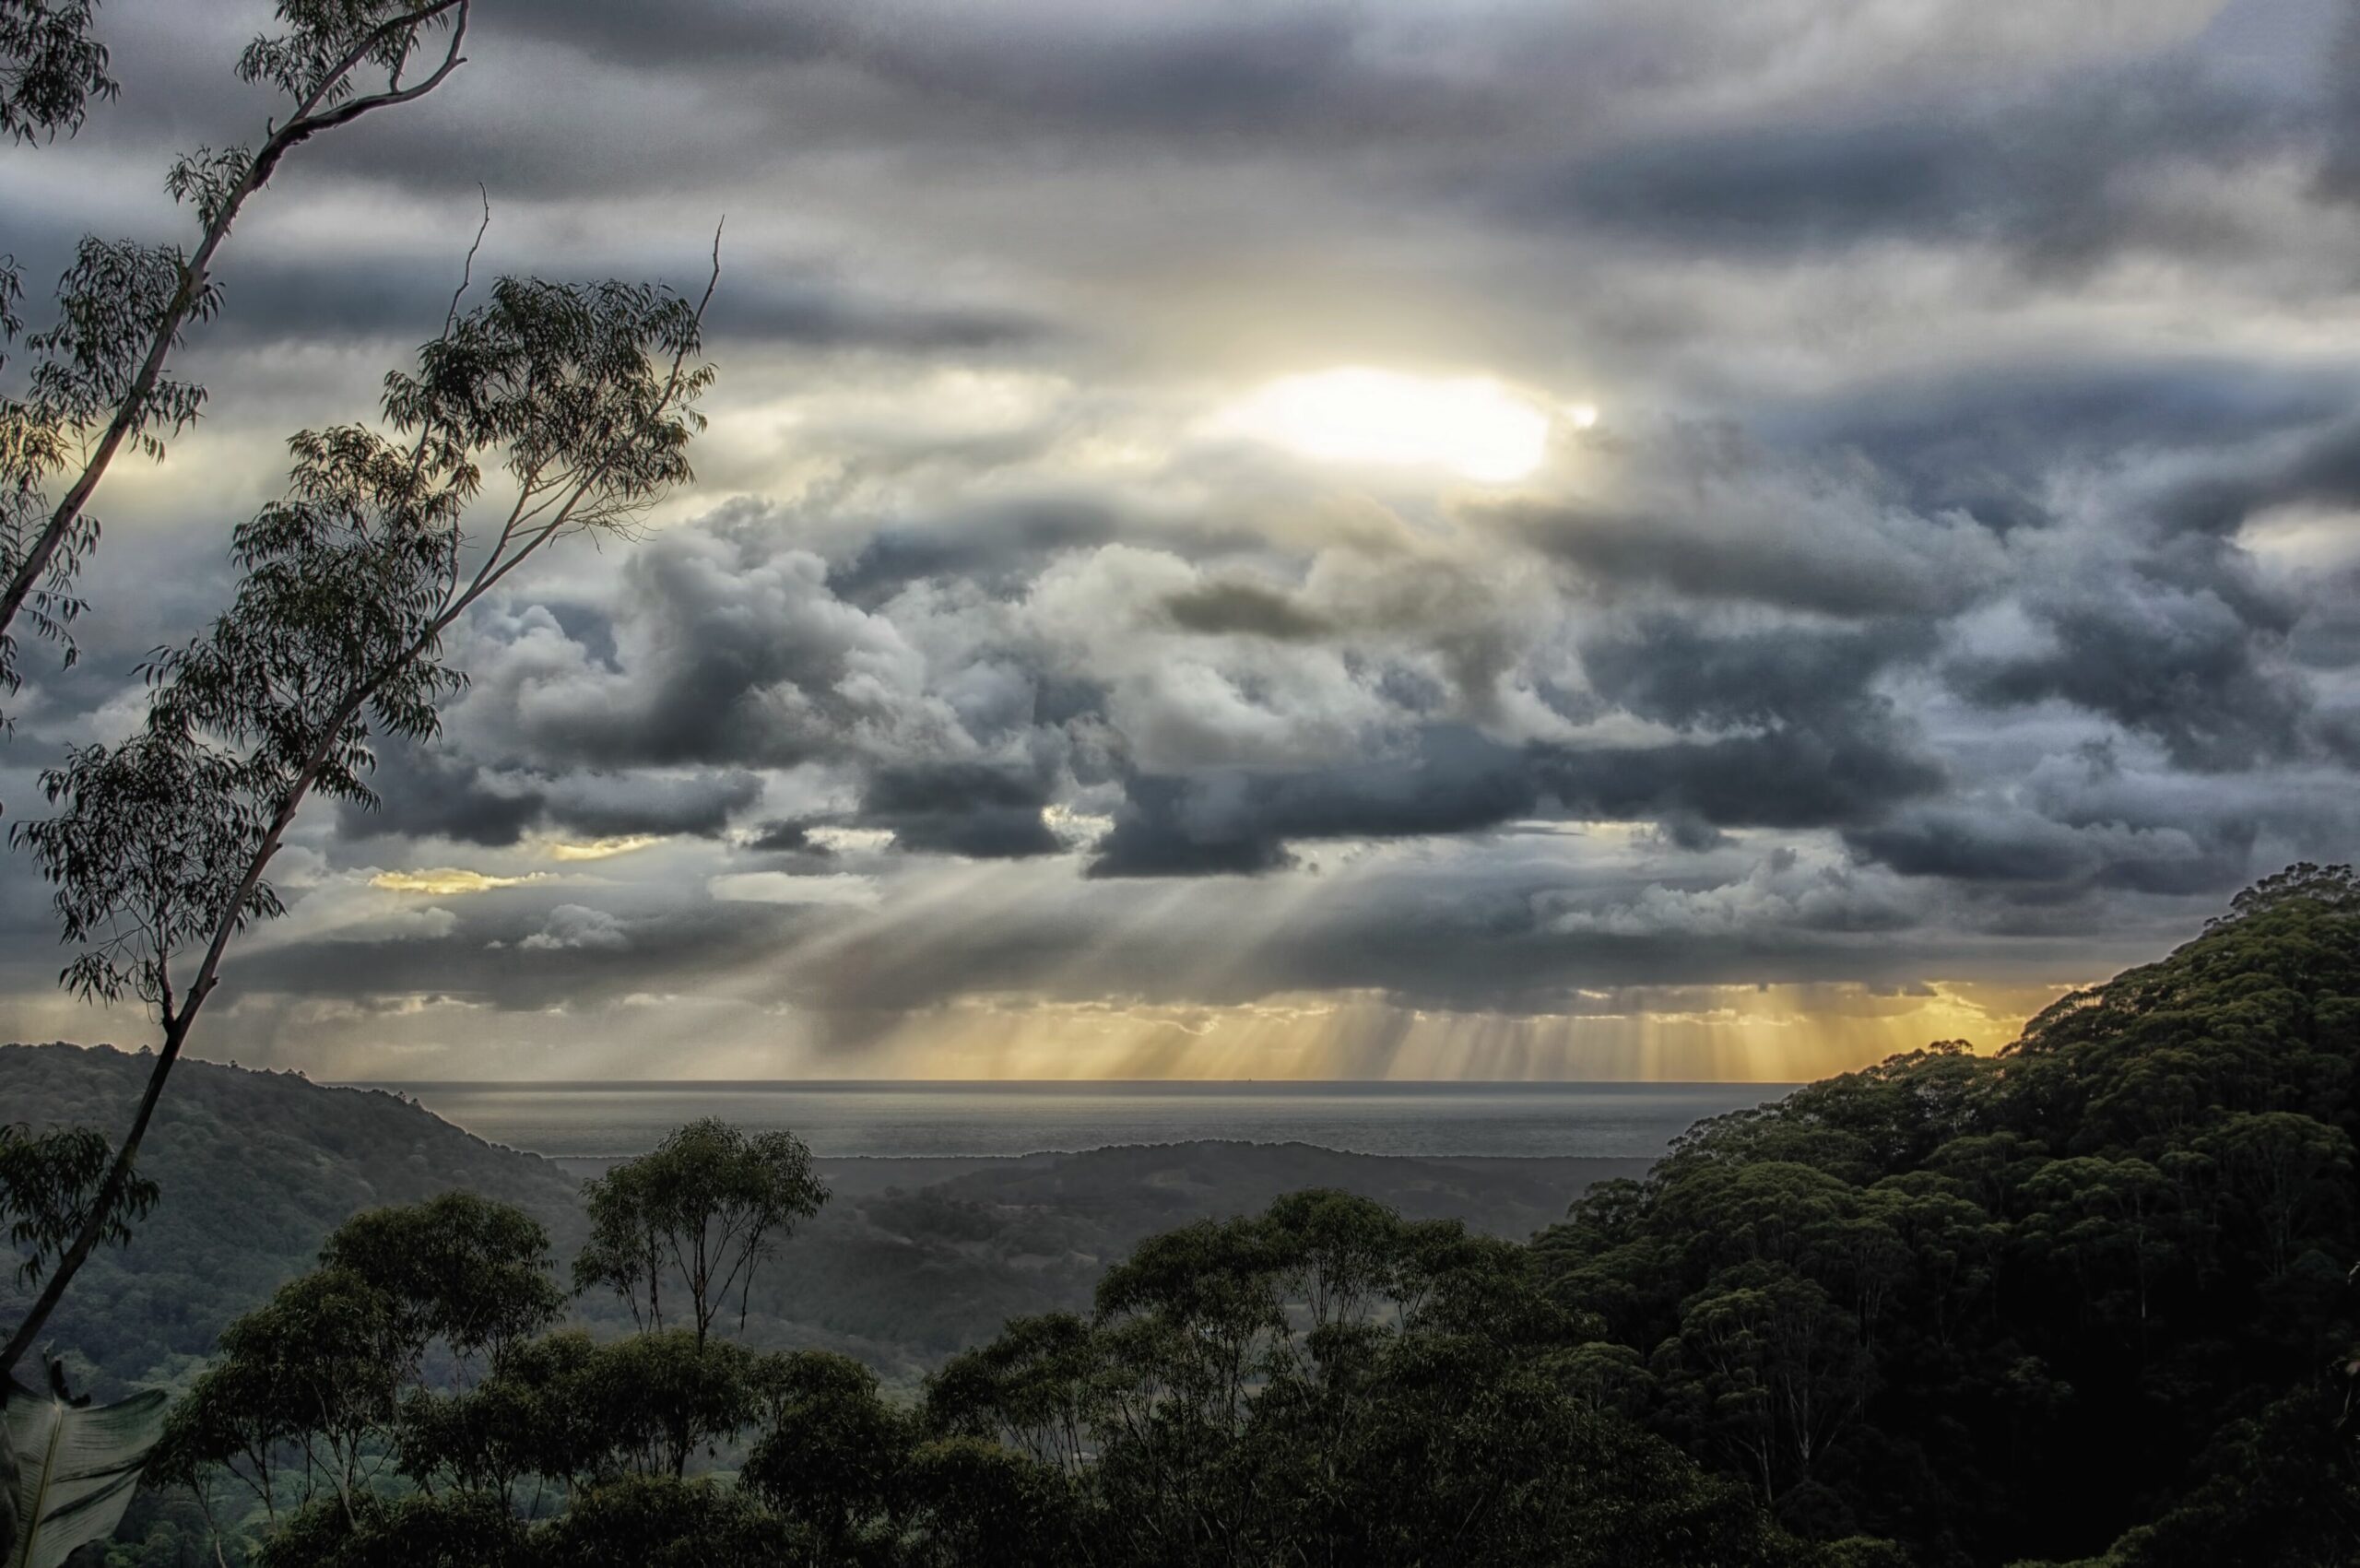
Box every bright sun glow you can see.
[1216,368,1552,483]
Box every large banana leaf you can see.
[2,1375,168,1568]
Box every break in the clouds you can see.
[4,0,2358,1081]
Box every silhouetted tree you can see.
[151,1194,562,1546]
[575,1119,829,1352]
[0,1118,154,1286]
[5,262,716,1383]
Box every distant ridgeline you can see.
[0,865,2354,1567]
[0,1048,585,1389]
[0,1046,1640,1394]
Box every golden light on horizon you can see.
[368,868,550,895]
[1213,368,1554,483]
[543,835,667,862]
[829,980,2073,1085]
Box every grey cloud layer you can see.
[5,0,2358,1055]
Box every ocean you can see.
[356,1080,1795,1161]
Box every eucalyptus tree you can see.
[0,0,470,699]
[916,1192,1787,1568]
[576,1119,831,1353]
[0,1119,154,1290]
[1,259,719,1382]
[149,1192,567,1539]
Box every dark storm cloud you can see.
[338,742,761,845]
[2146,415,2360,538]
[2291,572,2360,674]
[828,500,1127,605]
[542,771,767,841]
[744,819,832,855]
[1521,57,2283,267]
[338,746,542,848]
[416,517,1091,866]
[489,0,1427,139]
[201,253,472,349]
[427,498,1956,887]
[1547,619,1948,821]
[1955,611,2299,772]
[1536,727,1946,835]
[856,761,1063,859]
[448,503,1336,796]
[1506,501,1990,618]
[1846,809,2076,884]
[195,248,1048,355]
[223,897,823,1013]
[1088,726,1540,878]
[1647,813,1732,855]
[1493,424,2007,618]
[1578,618,1929,731]
[704,277,1053,353]
[846,10,1370,136]
[1161,579,1333,642]
[1545,117,1974,249]
[6,174,1046,382]
[1951,549,2307,772]
[1770,359,2360,535]
[1084,704,1946,878]
[2318,3,2360,201]
[486,0,851,70]
[488,524,903,771]
[1845,806,2258,897]
[230,0,1499,208]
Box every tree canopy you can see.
[575,1119,828,1353]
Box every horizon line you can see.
[327,1077,1806,1091]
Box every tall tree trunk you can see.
[0,1013,191,1380]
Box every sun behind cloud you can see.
[1211,368,1556,483]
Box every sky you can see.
[3,0,2357,1082]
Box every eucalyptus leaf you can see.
[2,1374,167,1568]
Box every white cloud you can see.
[707,872,885,909]
[518,904,631,951]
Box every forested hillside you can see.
[1535,863,2360,1565]
[0,1047,1635,1392]
[0,1046,584,1392]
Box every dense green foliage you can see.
[1535,863,2360,1565]
[915,1190,1803,1567]
[132,1186,1811,1568]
